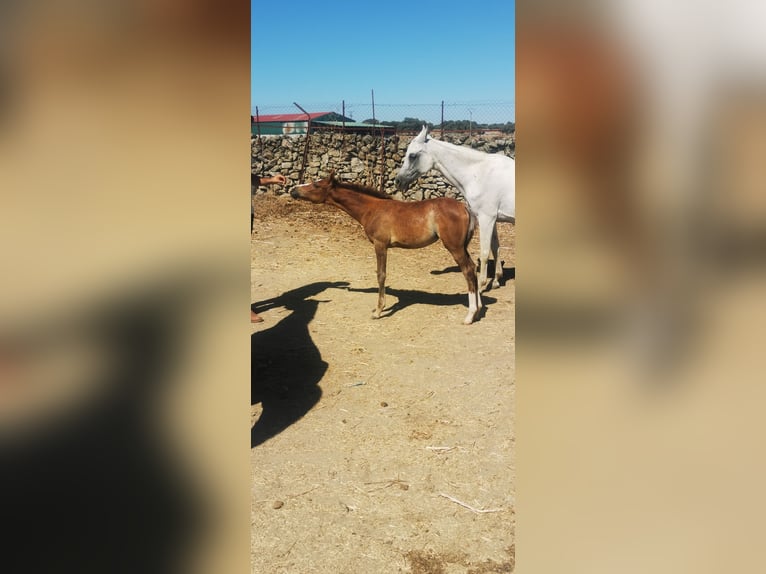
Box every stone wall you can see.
[251,131,514,201]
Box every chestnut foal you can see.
[291,173,482,324]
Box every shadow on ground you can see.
[431,262,516,283]
[345,285,498,320]
[251,282,347,448]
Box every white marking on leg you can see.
[477,216,494,291]
[491,225,502,288]
[464,289,478,324]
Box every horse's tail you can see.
[464,204,477,248]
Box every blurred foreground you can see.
[0,1,249,572]
[2,0,766,572]
[518,1,766,572]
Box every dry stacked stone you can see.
[252,131,514,201]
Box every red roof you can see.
[252,112,332,123]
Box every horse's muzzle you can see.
[394,174,409,192]
[289,188,300,199]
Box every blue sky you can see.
[251,0,514,122]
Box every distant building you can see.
[251,111,395,136]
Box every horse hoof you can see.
[492,280,501,289]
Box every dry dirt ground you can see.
[251,193,515,574]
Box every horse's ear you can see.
[327,169,336,181]
[416,125,429,142]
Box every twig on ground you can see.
[438,492,504,514]
[278,539,298,558]
[286,485,320,499]
[364,477,410,491]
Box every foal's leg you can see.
[446,244,482,325]
[490,223,503,289]
[476,214,495,291]
[372,243,387,319]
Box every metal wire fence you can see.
[252,100,515,133]
[251,100,515,195]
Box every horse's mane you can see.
[428,136,503,161]
[332,177,393,200]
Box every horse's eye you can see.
[408,153,418,161]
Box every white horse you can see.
[395,126,515,291]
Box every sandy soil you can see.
[251,193,515,574]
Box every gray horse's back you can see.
[489,155,515,221]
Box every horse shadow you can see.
[488,260,515,283]
[430,261,516,283]
[1,268,211,572]
[251,281,347,448]
[345,285,497,319]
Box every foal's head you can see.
[395,125,435,192]
[290,172,335,203]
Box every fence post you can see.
[293,101,312,184]
[441,100,444,139]
[371,89,377,140]
[340,100,346,172]
[379,127,386,193]
[255,106,263,158]
[371,89,376,125]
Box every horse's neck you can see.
[427,140,483,193]
[328,186,377,223]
